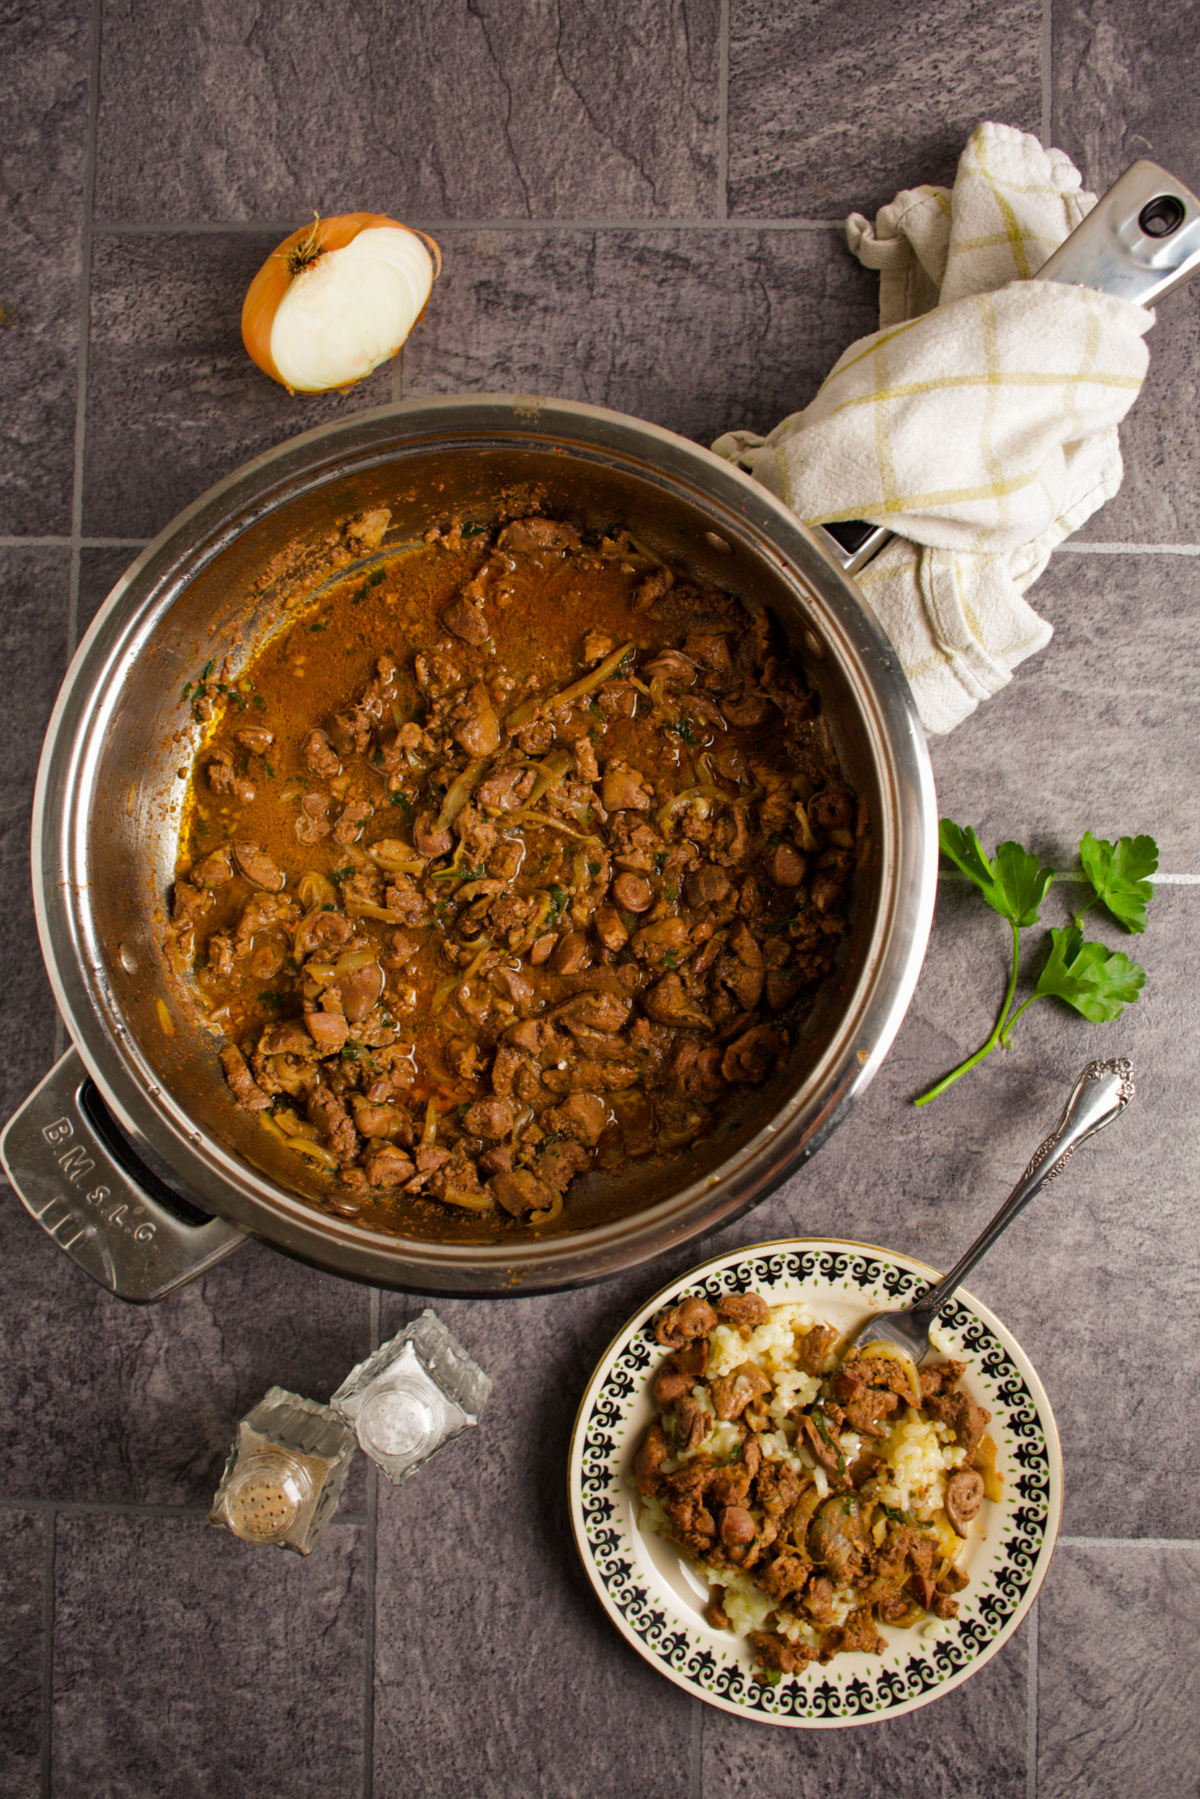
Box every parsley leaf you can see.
[938,820,1053,926]
[916,817,1151,1107]
[1031,926,1146,1023]
[1077,831,1158,934]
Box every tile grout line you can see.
[0,536,149,549]
[1039,0,1053,148]
[1025,1595,1038,1799]
[716,0,729,224]
[66,0,104,665]
[91,216,846,235]
[1056,541,1200,556]
[362,1287,382,1799]
[39,1505,56,1799]
[1057,1535,1198,1548]
[690,1694,704,1799]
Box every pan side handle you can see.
[0,1048,247,1303]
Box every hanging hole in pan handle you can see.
[1139,194,1187,239]
[0,1046,247,1303]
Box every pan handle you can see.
[818,158,1200,577]
[0,1048,247,1303]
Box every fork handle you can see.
[911,1058,1135,1323]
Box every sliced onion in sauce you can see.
[529,1190,564,1226]
[297,870,338,909]
[334,947,379,976]
[365,838,426,873]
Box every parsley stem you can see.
[913,918,1022,1105]
[998,991,1038,1047]
[1071,895,1096,929]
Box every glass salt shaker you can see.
[209,1386,357,1554]
[331,1309,492,1486]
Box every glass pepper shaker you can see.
[332,1309,491,1486]
[209,1386,357,1554]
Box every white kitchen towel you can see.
[712,123,1154,734]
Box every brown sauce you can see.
[170,511,861,1231]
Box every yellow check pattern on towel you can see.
[713,124,1153,734]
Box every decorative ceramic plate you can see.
[568,1238,1062,1727]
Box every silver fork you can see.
[850,1058,1136,1365]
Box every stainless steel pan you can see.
[3,161,1196,1303]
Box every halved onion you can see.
[242,212,441,393]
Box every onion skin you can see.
[241,212,440,393]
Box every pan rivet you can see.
[704,531,733,554]
[803,629,825,660]
[117,942,138,973]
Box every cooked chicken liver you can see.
[172,516,858,1227]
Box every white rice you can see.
[705,1302,816,1379]
[873,1408,949,1514]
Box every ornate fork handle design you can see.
[912,1058,1135,1325]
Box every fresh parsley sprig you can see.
[915,820,1154,1106]
[1075,831,1158,933]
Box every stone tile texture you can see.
[93,0,721,224]
[372,1277,701,1799]
[0,1509,45,1799]
[727,0,1043,219]
[1051,0,1200,202]
[2,0,1199,1793]
[50,1512,367,1799]
[81,231,395,542]
[0,0,90,537]
[0,549,70,1126]
[702,1619,1028,1797]
[1037,1543,1200,1797]
[930,551,1200,869]
[0,1218,371,1509]
[401,225,880,443]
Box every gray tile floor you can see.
[2,2,1198,1795]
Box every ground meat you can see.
[333,800,373,846]
[633,1421,669,1498]
[748,1631,813,1677]
[919,1359,967,1399]
[363,1145,417,1188]
[208,750,255,806]
[235,726,274,755]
